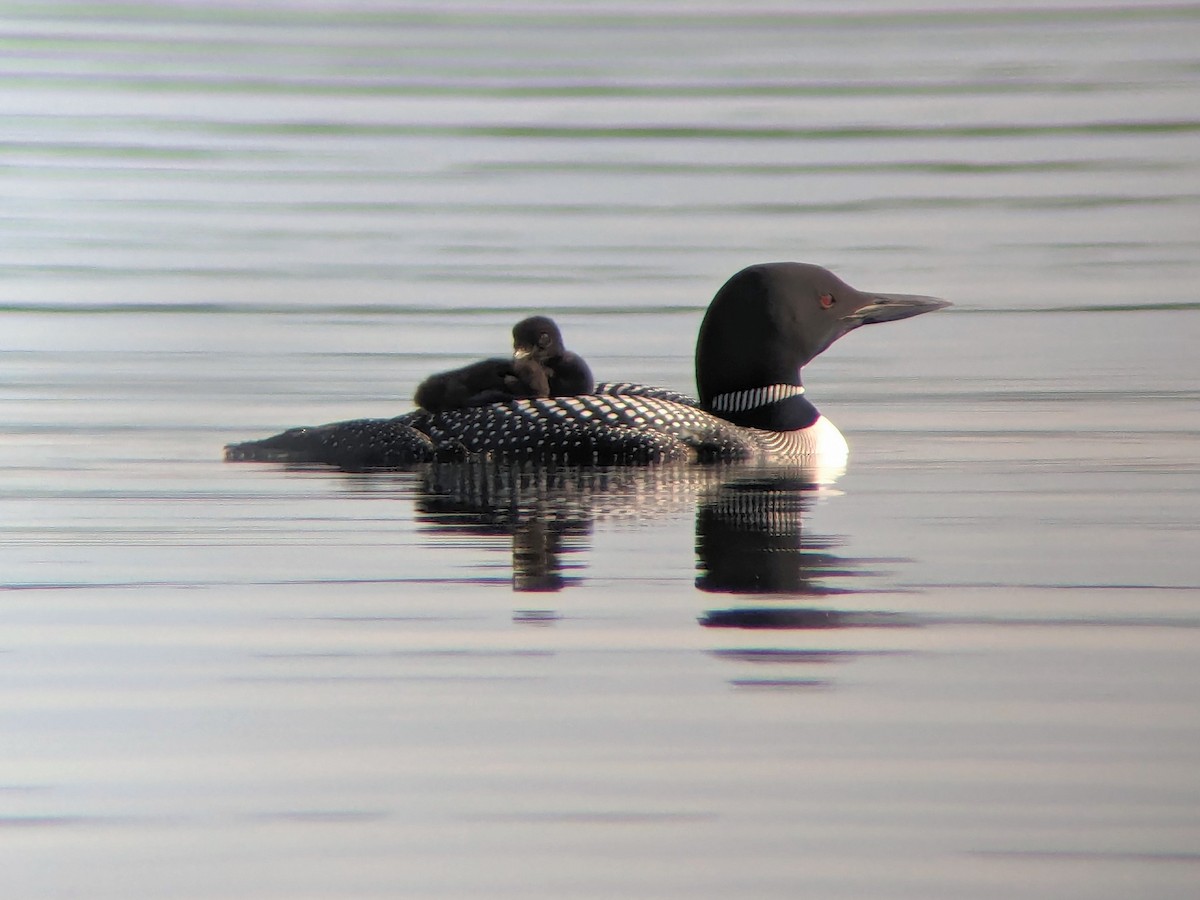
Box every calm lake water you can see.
[2,2,1199,897]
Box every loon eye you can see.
[819,293,836,310]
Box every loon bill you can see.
[224,262,950,470]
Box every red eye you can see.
[819,293,835,309]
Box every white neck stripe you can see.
[710,383,806,413]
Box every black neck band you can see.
[709,392,820,431]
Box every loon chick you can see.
[414,356,550,414]
[512,315,594,397]
[224,263,949,468]
[412,316,590,414]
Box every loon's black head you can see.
[695,262,950,411]
[513,316,564,363]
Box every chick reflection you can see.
[415,462,595,592]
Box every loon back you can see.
[224,263,949,470]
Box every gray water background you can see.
[2,2,1199,897]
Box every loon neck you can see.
[705,383,820,431]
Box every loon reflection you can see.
[695,472,849,595]
[392,460,883,607]
[691,471,914,630]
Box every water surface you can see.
[2,3,1199,898]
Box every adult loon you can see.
[413,316,593,413]
[223,262,949,469]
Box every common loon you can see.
[413,316,593,413]
[223,262,949,469]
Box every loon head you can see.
[695,262,950,412]
[513,316,564,363]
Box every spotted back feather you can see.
[401,393,823,464]
[226,388,837,468]
[224,418,435,468]
[594,381,700,407]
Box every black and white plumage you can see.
[224,263,949,470]
[221,417,437,469]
